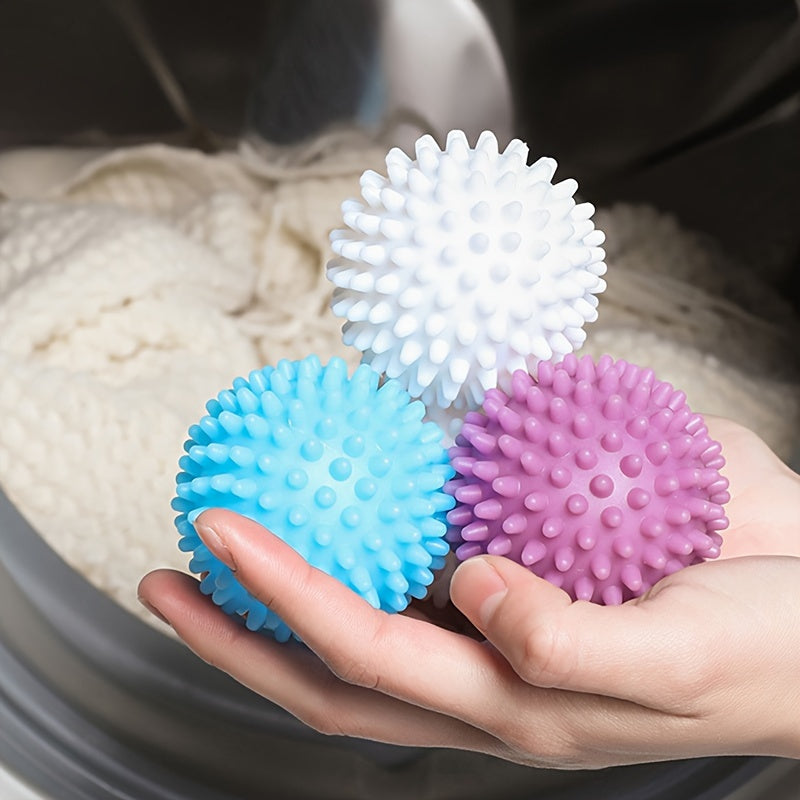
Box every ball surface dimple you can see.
[327,129,607,415]
[173,356,455,641]
[445,354,729,604]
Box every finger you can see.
[449,555,700,711]
[156,507,539,724]
[137,569,507,756]
[704,417,800,558]
[139,567,718,768]
[704,415,800,517]
[189,511,531,727]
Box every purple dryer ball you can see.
[445,353,730,604]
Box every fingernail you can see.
[138,596,171,627]
[195,519,236,571]
[463,557,508,628]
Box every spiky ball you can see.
[327,129,607,414]
[173,355,455,641]
[445,354,729,604]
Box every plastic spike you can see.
[173,356,454,641]
[444,354,728,605]
[327,130,606,411]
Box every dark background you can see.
[1,0,797,307]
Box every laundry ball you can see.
[445,353,729,604]
[327,129,606,415]
[173,355,455,641]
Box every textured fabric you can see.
[0,142,796,624]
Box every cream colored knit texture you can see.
[0,143,797,624]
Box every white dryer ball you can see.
[327,129,607,411]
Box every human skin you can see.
[138,417,800,768]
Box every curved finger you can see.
[186,510,536,731]
[137,569,507,755]
[449,555,700,711]
[703,417,800,559]
[139,567,746,767]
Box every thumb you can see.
[449,555,693,707]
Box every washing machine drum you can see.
[0,1,796,797]
[0,489,773,800]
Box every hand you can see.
[138,418,800,769]
[704,416,800,559]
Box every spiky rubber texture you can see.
[327,129,607,414]
[445,354,729,604]
[173,355,455,641]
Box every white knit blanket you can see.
[0,142,797,624]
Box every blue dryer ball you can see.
[172,355,456,641]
